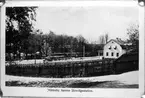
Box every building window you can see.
[114,46,117,50]
[111,52,114,56]
[108,46,111,50]
[100,52,103,56]
[116,53,119,57]
[106,52,108,56]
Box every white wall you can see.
[103,40,125,59]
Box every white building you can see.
[103,39,127,59]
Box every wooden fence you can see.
[6,59,115,78]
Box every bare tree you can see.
[104,33,109,44]
[127,24,139,52]
[99,33,109,44]
[99,35,105,44]
[127,24,139,44]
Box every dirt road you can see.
[6,71,138,88]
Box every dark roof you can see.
[115,52,138,62]
[106,39,125,45]
[120,45,128,50]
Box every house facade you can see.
[103,39,126,59]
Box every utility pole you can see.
[83,45,85,57]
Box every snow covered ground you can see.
[6,71,138,88]
[6,56,103,65]
[6,59,44,65]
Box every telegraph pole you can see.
[83,45,85,57]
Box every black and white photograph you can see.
[4,4,140,89]
[1,0,145,97]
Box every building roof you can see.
[106,39,131,50]
[115,52,138,62]
[106,39,125,45]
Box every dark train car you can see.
[113,52,138,74]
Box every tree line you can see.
[6,28,104,60]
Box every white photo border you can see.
[0,1,144,98]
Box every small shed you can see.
[113,52,138,74]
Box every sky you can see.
[34,6,138,43]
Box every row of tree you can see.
[7,29,104,59]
